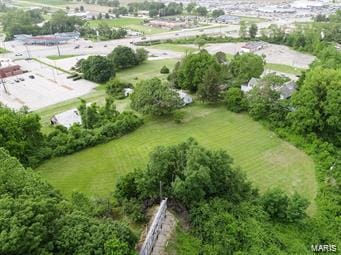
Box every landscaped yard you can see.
[37,104,317,214]
[87,17,167,35]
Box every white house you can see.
[50,108,82,128]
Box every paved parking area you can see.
[0,59,97,111]
[205,42,315,68]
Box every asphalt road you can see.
[3,16,312,59]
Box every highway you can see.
[3,16,311,59]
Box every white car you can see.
[15,53,23,56]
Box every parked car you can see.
[74,45,80,49]
[19,78,24,81]
[29,75,35,79]
[104,44,107,47]
[87,45,93,48]
[15,53,22,56]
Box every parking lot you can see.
[0,59,97,111]
[205,42,315,68]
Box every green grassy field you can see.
[117,58,177,83]
[47,54,78,60]
[148,43,197,53]
[266,63,304,76]
[0,47,9,54]
[20,0,68,5]
[87,18,166,35]
[37,104,317,214]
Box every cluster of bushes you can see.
[168,50,264,103]
[115,139,311,253]
[0,98,143,167]
[0,148,137,255]
[80,24,127,41]
[135,36,246,47]
[127,1,183,17]
[106,78,133,99]
[48,98,143,158]
[2,9,84,40]
[78,46,148,83]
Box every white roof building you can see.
[50,108,82,128]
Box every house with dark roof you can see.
[275,80,297,99]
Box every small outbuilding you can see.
[50,108,82,128]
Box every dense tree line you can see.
[0,148,137,254]
[80,23,127,41]
[115,139,312,253]
[0,98,142,167]
[47,98,143,157]
[2,10,84,40]
[79,46,148,83]
[127,1,183,17]
[168,50,264,102]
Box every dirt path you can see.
[151,211,177,255]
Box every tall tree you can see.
[249,23,258,39]
[175,51,221,92]
[130,78,182,116]
[197,65,222,102]
[81,55,115,83]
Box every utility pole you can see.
[1,79,9,94]
[56,43,61,57]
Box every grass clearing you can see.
[36,59,176,132]
[47,54,78,60]
[148,43,197,53]
[0,47,9,54]
[87,18,166,35]
[117,58,177,83]
[266,63,304,76]
[37,104,317,215]
[21,0,68,5]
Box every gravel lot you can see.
[205,42,315,68]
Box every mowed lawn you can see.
[37,104,317,214]
[87,17,166,35]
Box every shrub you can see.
[160,65,170,74]
[174,110,185,123]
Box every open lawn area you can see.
[266,63,304,76]
[148,43,197,53]
[37,104,317,214]
[46,54,78,60]
[87,17,166,35]
[20,0,68,5]
[117,58,177,83]
[0,47,9,54]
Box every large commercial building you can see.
[14,32,80,45]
